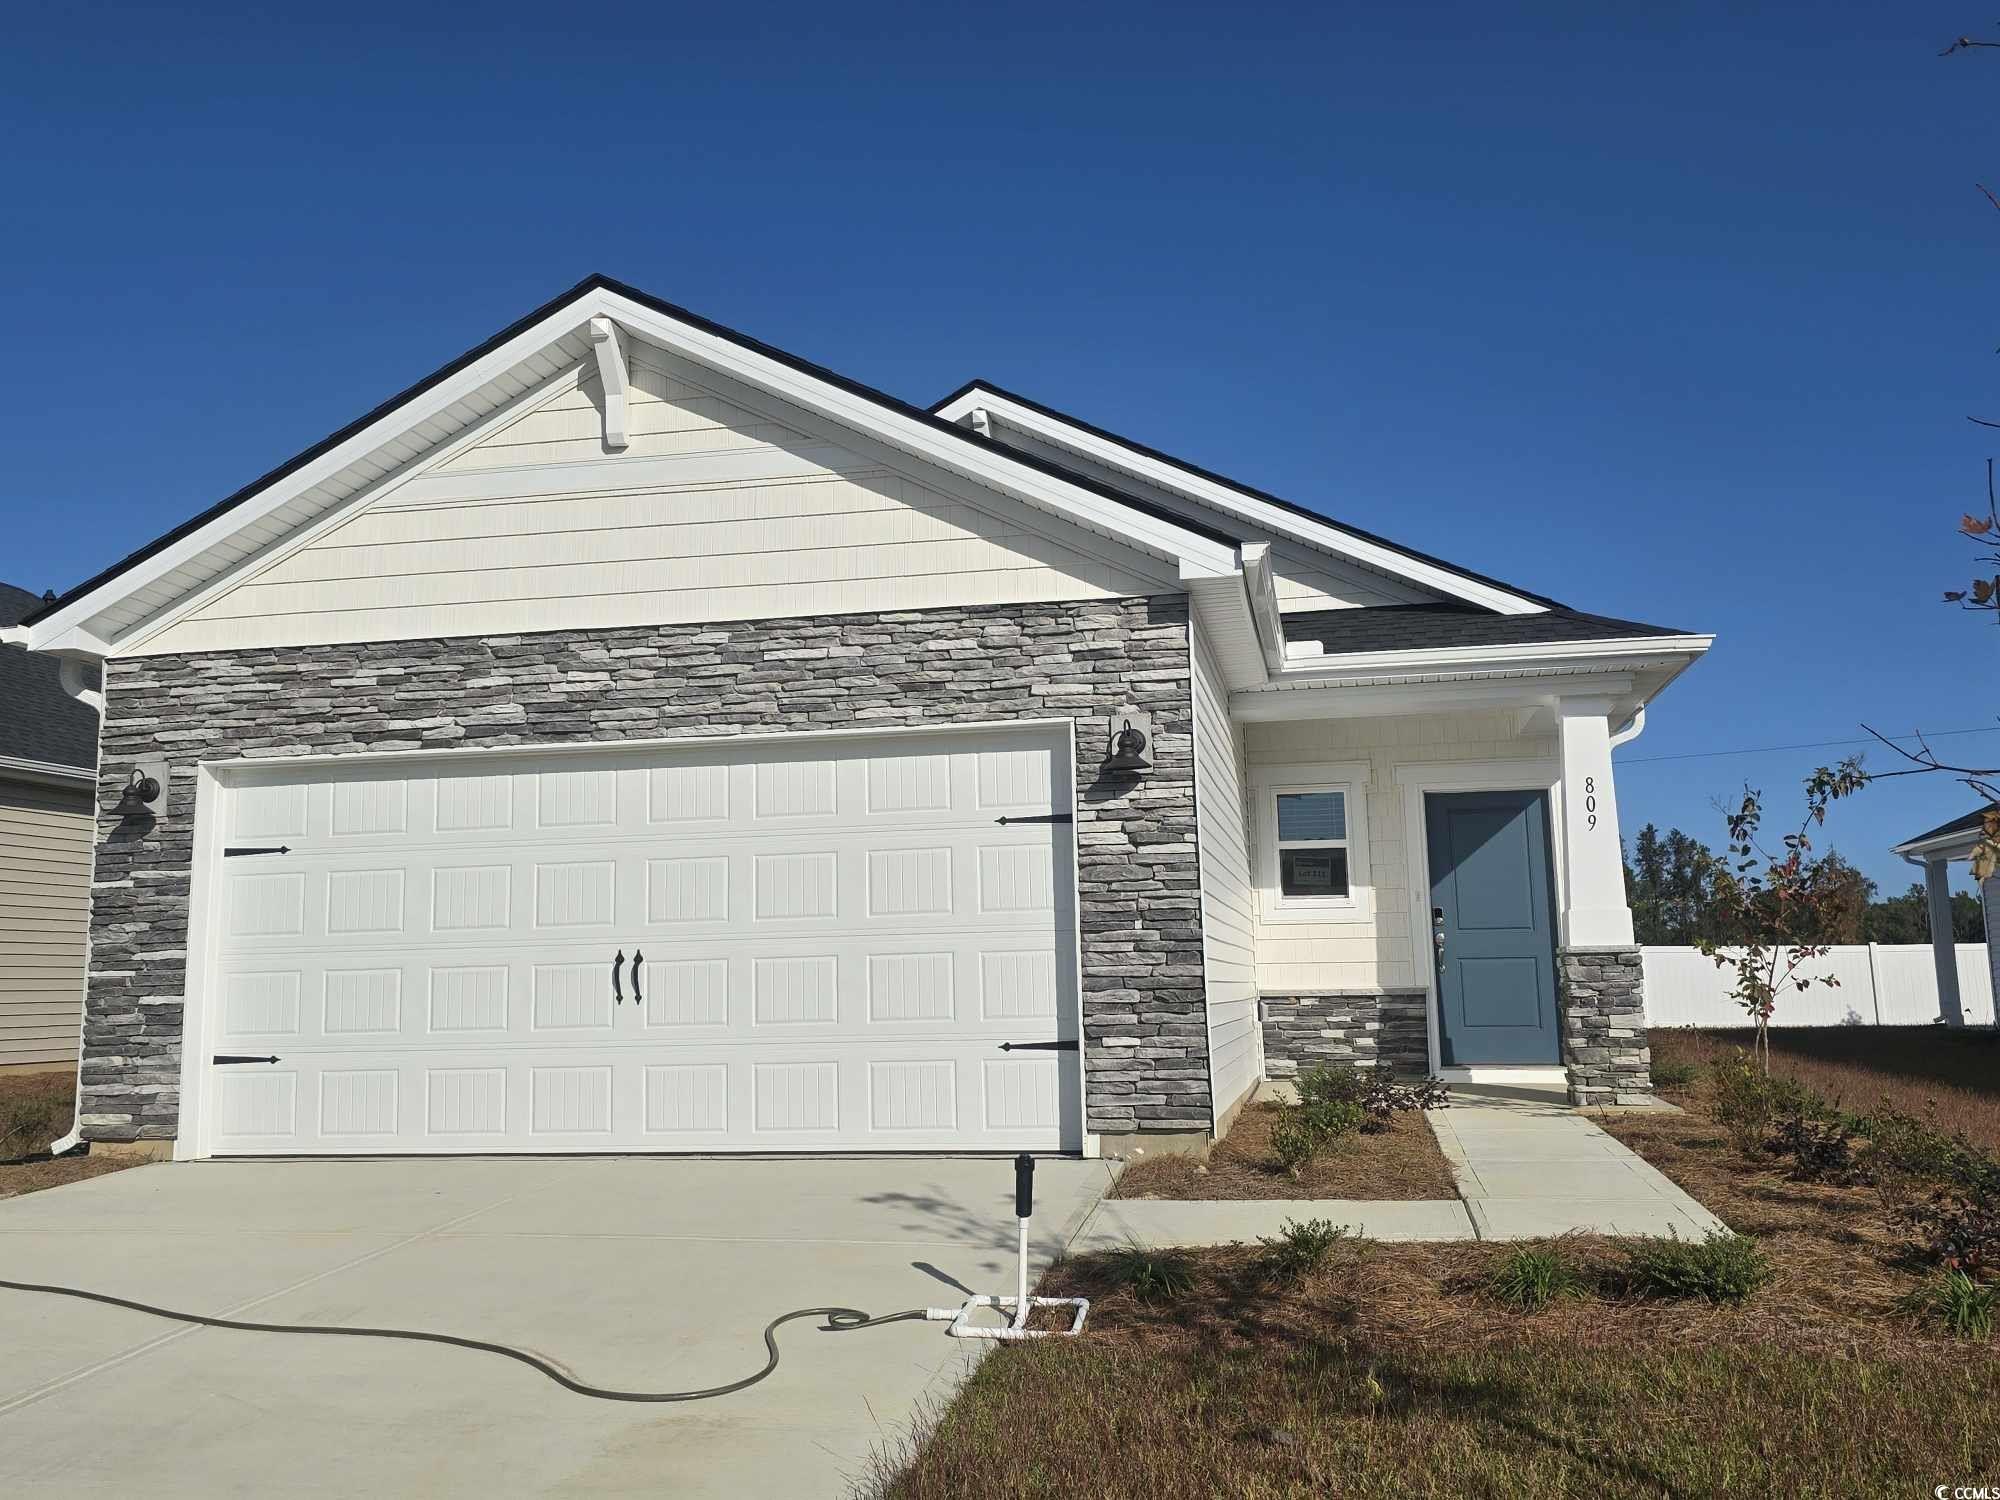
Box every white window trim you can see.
[1250,761,1373,925]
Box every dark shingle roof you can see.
[1900,804,1999,849]
[1281,603,1695,655]
[0,582,99,771]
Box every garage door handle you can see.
[611,950,625,1005]
[998,1040,1079,1052]
[631,950,643,1006]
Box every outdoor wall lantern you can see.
[1102,713,1151,774]
[116,767,162,816]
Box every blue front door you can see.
[1425,790,1560,1066]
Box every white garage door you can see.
[196,727,1080,1156]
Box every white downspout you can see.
[48,656,104,1157]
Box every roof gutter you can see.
[1256,633,1715,689]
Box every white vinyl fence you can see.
[1642,944,1997,1029]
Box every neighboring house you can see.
[19,275,1710,1162]
[1890,804,2000,1027]
[0,583,99,1074]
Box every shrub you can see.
[1256,1218,1354,1284]
[1270,1078,1366,1177]
[0,1078,73,1162]
[1858,1106,1994,1194]
[1902,1270,1999,1340]
[1622,1230,1772,1303]
[1270,1113,1321,1177]
[1767,1107,1863,1184]
[1295,1063,1445,1136]
[1650,1059,1700,1091]
[1296,1064,1369,1111]
[1487,1244,1588,1311]
[1105,1247,1196,1304]
[1708,1051,1828,1153]
[1897,1183,2000,1278]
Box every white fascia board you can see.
[594,292,1240,578]
[1891,827,1989,861]
[26,297,602,658]
[1231,674,1636,723]
[1265,633,1714,688]
[38,290,1238,660]
[936,385,1550,616]
[0,753,97,787]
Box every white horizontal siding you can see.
[137,358,1166,655]
[0,780,91,1069]
[1244,711,1555,993]
[980,420,1438,610]
[1192,620,1259,1122]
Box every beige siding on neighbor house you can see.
[978,421,1439,611]
[0,778,91,1070]
[1191,621,1259,1123]
[135,349,1172,655]
[1244,711,1556,993]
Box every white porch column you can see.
[1923,857,1966,1026]
[1555,700,1634,947]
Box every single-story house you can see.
[1891,803,2000,1027]
[0,583,99,1075]
[19,276,1710,1162]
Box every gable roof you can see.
[1281,603,1691,655]
[0,583,98,772]
[930,378,1564,615]
[25,276,1244,652]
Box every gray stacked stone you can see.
[80,596,1209,1142]
[1557,945,1652,1106]
[1260,990,1431,1079]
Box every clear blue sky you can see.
[2,2,1994,897]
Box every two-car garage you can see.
[183,725,1083,1158]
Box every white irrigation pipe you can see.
[925,1155,1089,1341]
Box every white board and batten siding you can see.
[1191,622,1259,1123]
[135,346,1175,656]
[0,779,92,1070]
[192,726,1083,1157]
[1643,945,1998,1029]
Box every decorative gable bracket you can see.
[588,316,630,451]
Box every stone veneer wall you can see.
[1558,945,1653,1106]
[1259,990,1429,1078]
[79,597,1206,1142]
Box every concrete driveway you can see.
[0,1156,1112,1498]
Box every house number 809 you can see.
[1584,776,1598,830]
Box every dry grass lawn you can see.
[876,1235,1999,1499]
[1110,1102,1458,1201]
[0,1071,138,1201]
[1651,1025,2000,1154]
[880,1033,2000,1498]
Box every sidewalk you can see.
[1067,1084,1726,1251]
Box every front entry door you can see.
[1425,790,1560,1066]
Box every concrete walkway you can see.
[1431,1089,1726,1240]
[1067,1085,1725,1251]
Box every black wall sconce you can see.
[1102,712,1151,774]
[116,766,164,818]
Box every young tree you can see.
[1698,760,1869,1074]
